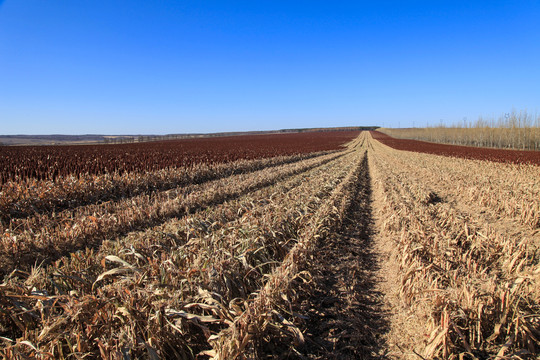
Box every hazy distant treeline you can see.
[380,111,540,151]
[0,127,376,146]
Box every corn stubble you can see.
[0,150,345,275]
[0,135,365,358]
[1,131,538,359]
[369,137,539,359]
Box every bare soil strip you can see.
[261,153,391,359]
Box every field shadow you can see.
[264,153,390,359]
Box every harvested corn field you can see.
[1,131,539,359]
[369,135,540,359]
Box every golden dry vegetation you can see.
[0,132,538,359]
[380,111,540,150]
[369,138,539,359]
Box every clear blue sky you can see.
[1,1,539,134]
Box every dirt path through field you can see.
[271,153,394,359]
[367,147,428,360]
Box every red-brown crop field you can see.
[371,131,540,165]
[0,131,358,183]
[0,131,538,359]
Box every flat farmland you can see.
[0,131,538,359]
[0,132,359,183]
[371,131,540,165]
[368,132,540,359]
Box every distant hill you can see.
[0,134,110,146]
[0,126,379,146]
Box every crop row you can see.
[0,150,330,222]
[0,149,350,276]
[0,136,365,358]
[213,142,368,358]
[408,156,538,229]
[374,141,539,230]
[369,137,539,358]
[0,131,359,183]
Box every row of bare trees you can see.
[381,110,540,150]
